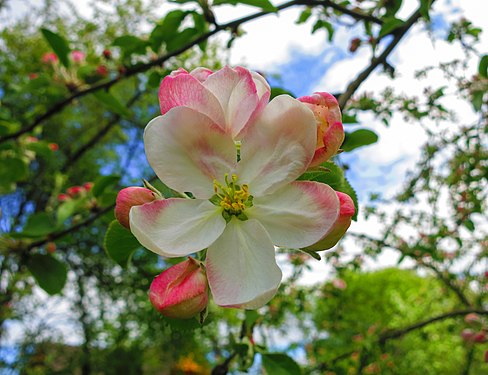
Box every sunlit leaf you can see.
[41,28,71,67]
[104,220,141,267]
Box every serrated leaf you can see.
[27,254,67,295]
[41,28,71,67]
[104,220,141,267]
[341,129,378,152]
[379,18,405,38]
[21,212,57,238]
[93,91,132,118]
[261,353,302,375]
[92,175,120,198]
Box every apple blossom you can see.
[115,187,157,229]
[149,257,208,319]
[298,92,344,167]
[129,66,341,309]
[304,191,355,251]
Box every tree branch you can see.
[338,4,428,109]
[378,308,488,344]
[310,0,383,25]
[25,204,114,251]
[0,0,382,144]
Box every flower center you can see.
[212,174,253,220]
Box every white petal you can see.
[237,95,317,196]
[206,218,282,309]
[144,110,237,199]
[129,198,226,257]
[247,181,339,248]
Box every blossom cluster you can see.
[115,66,355,318]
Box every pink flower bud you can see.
[298,92,344,167]
[58,193,69,202]
[149,258,209,319]
[103,49,112,59]
[48,143,59,151]
[332,278,347,290]
[349,37,362,53]
[115,187,156,229]
[67,186,84,197]
[304,191,355,251]
[42,52,58,64]
[28,73,39,80]
[464,313,480,325]
[70,50,85,63]
[83,182,94,191]
[96,65,109,77]
[473,331,486,343]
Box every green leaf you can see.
[92,175,120,198]
[298,162,345,191]
[149,10,190,52]
[270,87,295,99]
[213,0,277,12]
[41,28,71,67]
[113,35,148,56]
[0,156,28,188]
[420,0,433,21]
[22,212,57,238]
[166,28,198,53]
[27,254,67,295]
[463,219,475,232]
[471,91,483,112]
[93,91,132,118]
[478,55,488,78]
[341,129,379,152]
[147,71,162,88]
[379,18,405,38]
[261,353,302,375]
[296,8,312,24]
[57,199,82,225]
[104,220,141,267]
[312,20,334,41]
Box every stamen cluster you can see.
[213,174,253,219]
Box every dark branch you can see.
[338,4,428,109]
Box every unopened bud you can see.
[67,186,84,197]
[298,92,344,167]
[304,191,355,251]
[70,50,85,63]
[149,257,209,319]
[464,313,480,325]
[48,143,59,151]
[349,37,362,53]
[115,187,156,229]
[96,65,109,77]
[46,242,56,254]
[103,49,112,60]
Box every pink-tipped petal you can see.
[144,111,237,199]
[247,181,340,248]
[304,191,355,251]
[190,67,213,82]
[203,66,269,137]
[237,95,317,196]
[299,92,344,166]
[206,218,282,309]
[149,257,209,319]
[115,187,156,229]
[158,72,226,128]
[129,198,226,257]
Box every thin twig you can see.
[338,4,429,109]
